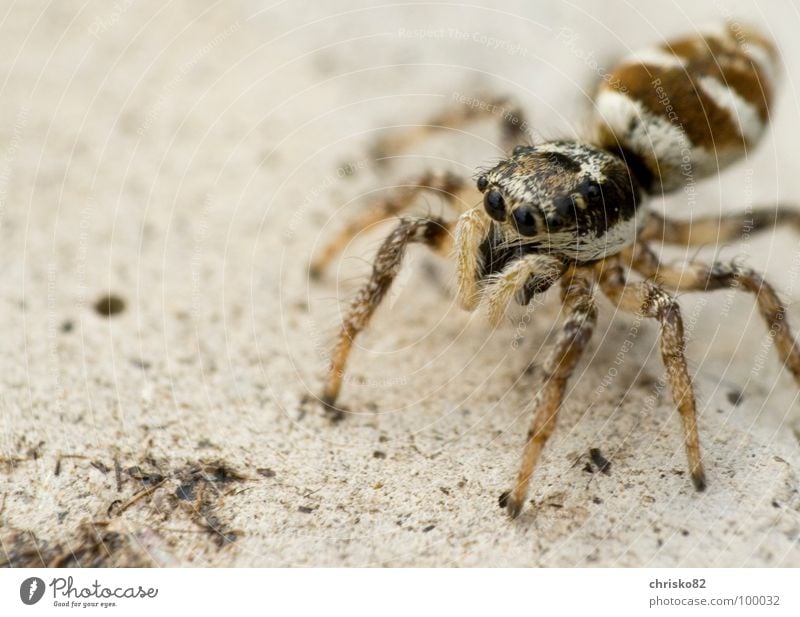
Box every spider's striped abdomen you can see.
[593,23,779,194]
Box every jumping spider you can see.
[310,24,799,518]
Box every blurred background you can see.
[1,0,799,567]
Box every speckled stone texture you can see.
[1,0,799,567]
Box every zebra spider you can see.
[310,23,798,519]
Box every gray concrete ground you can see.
[1,0,799,566]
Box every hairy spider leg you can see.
[368,93,531,164]
[310,170,470,278]
[597,259,706,492]
[480,253,566,325]
[504,269,597,518]
[640,208,800,246]
[628,242,800,385]
[321,216,453,418]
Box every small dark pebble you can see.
[175,484,195,501]
[209,467,227,482]
[524,363,536,376]
[498,490,511,509]
[209,465,240,483]
[681,529,689,537]
[372,450,386,459]
[322,401,346,423]
[337,161,358,177]
[592,496,603,504]
[57,511,68,523]
[218,531,238,546]
[772,500,780,508]
[257,468,276,478]
[298,506,314,514]
[93,294,126,317]
[212,531,238,547]
[422,525,435,533]
[90,460,110,474]
[127,466,164,485]
[197,438,214,449]
[727,389,744,406]
[129,357,151,370]
[60,320,74,333]
[582,462,594,474]
[27,441,44,460]
[589,448,611,474]
[206,513,222,529]
[107,499,123,517]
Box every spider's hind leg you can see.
[597,260,706,492]
[368,93,531,164]
[628,243,800,386]
[321,216,453,418]
[641,207,800,246]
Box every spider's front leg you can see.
[503,268,597,519]
[628,242,800,385]
[597,260,706,492]
[453,207,492,310]
[321,216,453,419]
[481,253,566,324]
[453,207,564,315]
[310,170,470,278]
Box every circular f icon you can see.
[20,577,45,605]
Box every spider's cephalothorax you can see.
[311,23,800,519]
[476,141,642,263]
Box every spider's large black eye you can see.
[512,205,538,236]
[476,176,488,192]
[549,195,575,226]
[484,190,506,221]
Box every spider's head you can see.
[475,141,640,243]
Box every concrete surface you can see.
[1,0,799,567]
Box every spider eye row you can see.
[484,189,506,221]
[512,206,537,236]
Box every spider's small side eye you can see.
[552,195,575,219]
[585,183,603,204]
[546,195,577,229]
[477,176,489,192]
[484,190,506,221]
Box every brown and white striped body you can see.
[593,23,780,193]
